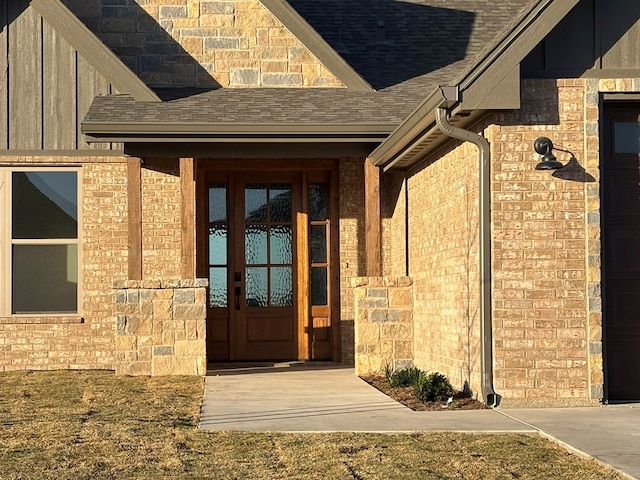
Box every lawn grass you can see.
[0,371,625,480]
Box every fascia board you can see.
[84,136,389,143]
[457,0,580,110]
[261,0,373,92]
[31,0,159,102]
[81,122,394,143]
[82,122,394,135]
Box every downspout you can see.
[435,107,499,408]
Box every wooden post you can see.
[297,172,310,360]
[180,158,196,280]
[127,158,143,280]
[364,158,381,277]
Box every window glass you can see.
[246,267,268,307]
[311,225,327,263]
[209,226,227,266]
[614,122,640,154]
[311,267,328,306]
[245,184,267,222]
[7,170,79,315]
[270,225,292,265]
[208,184,227,223]
[12,244,78,313]
[270,267,293,307]
[269,184,292,222]
[309,183,328,221]
[209,267,227,308]
[12,171,78,239]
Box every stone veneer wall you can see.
[114,279,208,376]
[353,277,414,376]
[62,0,344,88]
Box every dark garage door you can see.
[603,103,640,401]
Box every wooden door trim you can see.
[199,162,340,363]
[330,167,342,362]
[297,172,310,359]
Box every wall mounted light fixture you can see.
[534,136,564,170]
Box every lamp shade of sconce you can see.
[534,136,564,170]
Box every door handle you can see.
[235,286,241,310]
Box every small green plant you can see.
[387,366,426,388]
[413,372,455,402]
[384,363,394,384]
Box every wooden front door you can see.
[603,104,640,401]
[202,164,338,362]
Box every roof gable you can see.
[370,0,584,170]
[260,0,372,91]
[61,0,352,94]
[286,0,477,91]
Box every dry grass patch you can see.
[0,371,626,479]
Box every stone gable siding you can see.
[62,0,344,88]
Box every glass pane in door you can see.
[244,182,293,308]
[208,184,228,308]
[209,267,227,307]
[245,184,267,222]
[271,267,293,306]
[270,225,292,264]
[270,184,292,222]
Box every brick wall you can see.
[338,157,366,365]
[62,0,344,89]
[490,79,593,405]
[0,158,129,371]
[381,172,407,277]
[404,140,483,396]
[141,159,182,279]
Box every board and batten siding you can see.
[0,1,119,153]
[523,0,640,77]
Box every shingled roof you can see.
[83,0,538,142]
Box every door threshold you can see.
[206,360,344,375]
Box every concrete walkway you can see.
[199,364,640,479]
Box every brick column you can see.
[114,279,208,376]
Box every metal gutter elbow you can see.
[435,107,500,408]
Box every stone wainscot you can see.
[114,279,208,376]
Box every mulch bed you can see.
[361,375,489,411]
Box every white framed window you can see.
[0,168,81,316]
